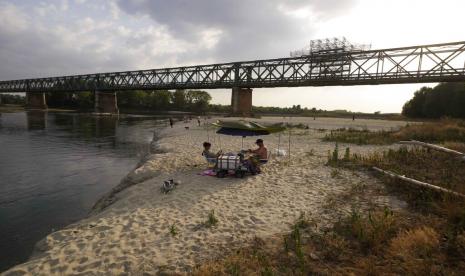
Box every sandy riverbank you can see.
[2,117,410,275]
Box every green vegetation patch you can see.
[358,147,465,195]
[323,128,397,145]
[393,120,465,143]
[323,119,465,145]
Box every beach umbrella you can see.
[212,120,285,149]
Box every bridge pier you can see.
[26,92,47,110]
[231,87,253,117]
[94,91,119,114]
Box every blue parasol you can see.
[212,120,285,149]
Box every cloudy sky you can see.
[0,0,464,112]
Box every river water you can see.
[0,111,165,271]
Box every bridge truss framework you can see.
[1,41,465,93]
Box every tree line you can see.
[45,91,329,115]
[45,89,212,113]
[0,94,25,105]
[402,82,465,118]
[4,82,465,118]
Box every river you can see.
[0,111,165,271]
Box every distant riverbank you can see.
[1,103,412,122]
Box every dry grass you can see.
[323,128,396,145]
[335,208,398,253]
[389,226,440,259]
[387,226,444,275]
[324,119,465,146]
[347,146,465,237]
[193,205,465,275]
[359,147,465,194]
[443,141,465,152]
[393,119,465,143]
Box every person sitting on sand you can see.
[246,139,268,174]
[202,142,222,165]
[248,139,268,162]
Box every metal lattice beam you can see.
[1,41,465,93]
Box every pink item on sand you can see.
[199,169,216,176]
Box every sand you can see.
[2,117,410,276]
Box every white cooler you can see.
[217,155,241,170]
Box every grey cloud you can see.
[116,0,356,61]
[0,0,356,81]
[0,27,129,79]
[0,5,184,80]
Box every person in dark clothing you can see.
[169,117,174,128]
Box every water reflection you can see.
[0,111,163,271]
[26,111,47,130]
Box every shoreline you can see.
[90,127,168,215]
[26,123,168,263]
[2,116,411,275]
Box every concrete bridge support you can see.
[26,92,47,110]
[231,87,252,117]
[94,91,119,114]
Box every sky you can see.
[0,0,464,113]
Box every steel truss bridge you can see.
[1,41,465,93]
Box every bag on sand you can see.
[161,179,181,194]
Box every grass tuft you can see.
[204,210,219,228]
[169,224,178,237]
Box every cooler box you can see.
[217,155,241,170]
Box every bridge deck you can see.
[1,41,465,93]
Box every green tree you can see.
[171,89,187,110]
[0,94,25,105]
[402,87,430,118]
[185,90,212,112]
[117,90,147,108]
[75,91,94,109]
[148,90,171,110]
[402,83,465,118]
